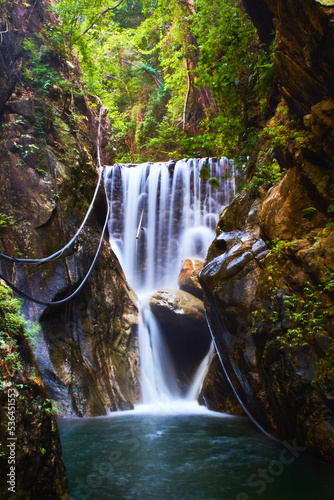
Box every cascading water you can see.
[104,157,236,405]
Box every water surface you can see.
[58,403,334,500]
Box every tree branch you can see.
[73,0,125,44]
[183,59,191,131]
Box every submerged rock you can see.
[149,289,211,394]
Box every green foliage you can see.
[22,26,82,98]
[253,241,334,387]
[42,399,59,416]
[282,285,326,348]
[199,161,233,189]
[247,100,307,197]
[191,0,263,160]
[35,167,45,176]
[0,213,14,230]
[262,100,306,152]
[52,0,116,49]
[0,282,40,387]
[249,154,281,197]
[0,284,26,380]
[50,0,268,163]
[302,206,317,221]
[24,320,41,350]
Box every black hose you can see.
[0,202,109,306]
[204,308,281,444]
[0,99,109,305]
[0,104,104,264]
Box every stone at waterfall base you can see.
[149,289,211,395]
[178,258,204,299]
[149,288,206,329]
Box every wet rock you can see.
[200,223,268,334]
[0,1,140,417]
[305,98,334,170]
[259,167,327,241]
[149,288,206,329]
[149,289,211,394]
[178,258,204,299]
[38,251,140,416]
[200,178,334,462]
[198,354,244,415]
[263,0,334,116]
[6,97,35,123]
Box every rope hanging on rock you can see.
[0,101,109,305]
[0,202,109,306]
[0,105,104,264]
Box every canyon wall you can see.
[200,0,334,463]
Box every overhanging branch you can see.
[73,0,125,44]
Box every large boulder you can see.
[149,289,211,394]
[178,258,204,299]
[149,288,207,332]
[259,167,327,241]
[198,0,334,462]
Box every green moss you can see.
[247,99,308,198]
[0,282,40,387]
[0,283,26,381]
[252,240,334,386]
[0,213,14,231]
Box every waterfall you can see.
[138,298,181,403]
[104,158,236,404]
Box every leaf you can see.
[209,177,220,189]
[199,166,211,181]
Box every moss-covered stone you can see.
[0,281,69,499]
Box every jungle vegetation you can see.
[45,0,275,165]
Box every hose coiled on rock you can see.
[0,101,109,305]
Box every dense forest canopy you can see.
[44,0,274,165]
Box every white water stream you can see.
[104,158,236,406]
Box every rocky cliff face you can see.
[200,0,334,463]
[0,0,140,417]
[0,1,140,494]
